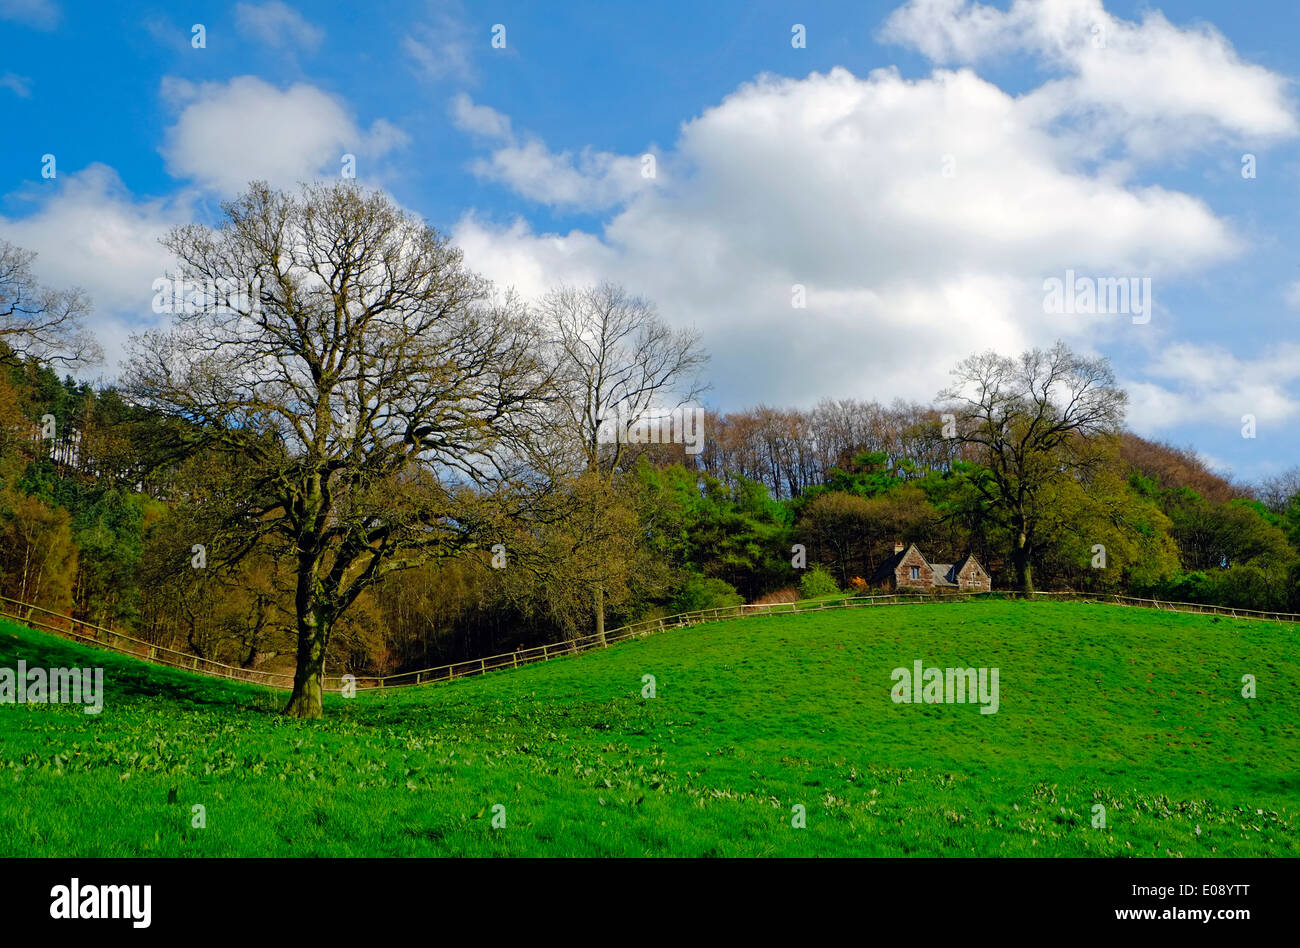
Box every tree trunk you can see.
[594,585,606,646]
[284,606,329,719]
[1013,528,1034,594]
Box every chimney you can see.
[894,541,905,554]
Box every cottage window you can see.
[909,566,920,580]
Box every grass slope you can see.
[0,600,1297,857]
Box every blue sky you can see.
[2,0,1298,483]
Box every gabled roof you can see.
[871,545,988,586]
[868,549,906,584]
[870,543,930,584]
[951,553,988,578]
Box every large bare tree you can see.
[540,282,709,478]
[0,238,102,366]
[940,341,1127,593]
[537,281,708,642]
[125,181,551,717]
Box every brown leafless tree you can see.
[940,341,1127,593]
[537,281,709,641]
[0,239,102,366]
[125,181,551,717]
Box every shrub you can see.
[799,566,840,599]
[1154,571,1214,603]
[671,575,744,613]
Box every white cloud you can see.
[1,79,409,377]
[470,139,652,211]
[879,0,1026,62]
[880,0,1296,158]
[159,76,408,195]
[452,94,657,211]
[405,35,472,84]
[0,165,197,375]
[158,76,197,109]
[1124,343,1300,432]
[453,214,621,298]
[0,0,58,29]
[234,1,324,51]
[0,73,32,97]
[450,93,512,140]
[364,118,410,157]
[405,2,475,85]
[452,65,1246,409]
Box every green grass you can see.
[1,599,1297,857]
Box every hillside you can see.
[0,600,1297,857]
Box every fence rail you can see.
[2,590,1296,696]
[0,595,374,692]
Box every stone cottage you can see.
[870,542,991,592]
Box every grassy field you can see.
[1,599,1297,857]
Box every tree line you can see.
[1,182,1297,718]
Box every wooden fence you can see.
[0,595,375,692]
[2,590,1296,696]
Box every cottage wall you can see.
[955,560,990,591]
[894,548,935,589]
